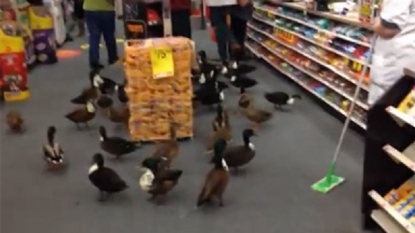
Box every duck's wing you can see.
[102,168,127,187]
[156,170,183,182]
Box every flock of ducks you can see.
[4,50,302,206]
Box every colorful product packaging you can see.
[0,21,30,102]
[28,6,57,64]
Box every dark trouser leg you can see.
[84,11,102,68]
[229,15,247,59]
[209,6,235,63]
[100,11,118,64]
[171,9,192,39]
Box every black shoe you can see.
[108,57,120,66]
[90,62,104,69]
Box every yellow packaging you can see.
[0,21,26,53]
[28,6,53,30]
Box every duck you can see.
[223,60,257,76]
[139,157,183,205]
[6,110,25,133]
[70,72,103,105]
[264,92,302,109]
[151,122,179,168]
[90,69,117,95]
[65,101,96,129]
[242,104,273,130]
[238,87,253,110]
[104,100,130,126]
[115,82,128,104]
[197,139,230,207]
[206,104,232,153]
[99,125,141,160]
[197,50,221,73]
[229,73,257,89]
[88,153,128,202]
[223,128,256,173]
[96,95,114,109]
[42,126,65,169]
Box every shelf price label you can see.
[150,46,174,79]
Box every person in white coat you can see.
[369,0,415,105]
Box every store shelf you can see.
[268,0,373,30]
[245,43,263,58]
[247,24,369,110]
[252,14,369,66]
[255,2,371,47]
[371,209,408,233]
[386,106,415,128]
[245,40,367,129]
[384,144,415,172]
[369,190,415,232]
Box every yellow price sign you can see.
[150,46,174,79]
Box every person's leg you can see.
[100,11,119,65]
[229,15,247,60]
[74,0,85,37]
[84,11,103,69]
[171,9,192,39]
[209,6,236,65]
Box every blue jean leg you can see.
[100,11,118,62]
[84,11,101,65]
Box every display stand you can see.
[122,0,171,39]
[361,68,415,232]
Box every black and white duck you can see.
[223,60,256,76]
[223,128,256,173]
[139,157,183,204]
[89,69,117,95]
[99,125,141,160]
[88,153,128,201]
[264,92,302,109]
[229,73,257,89]
[42,126,65,169]
[70,72,103,105]
[115,81,128,104]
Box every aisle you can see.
[1,29,365,233]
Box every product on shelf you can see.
[123,37,194,141]
[397,87,415,117]
[383,179,415,222]
[0,20,30,102]
[28,6,57,64]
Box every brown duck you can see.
[70,73,104,104]
[139,157,183,205]
[65,101,96,129]
[6,110,25,133]
[206,104,232,153]
[223,128,256,173]
[151,122,179,168]
[238,87,253,109]
[106,105,130,126]
[242,104,273,130]
[197,139,229,207]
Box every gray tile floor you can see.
[0,29,366,233]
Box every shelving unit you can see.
[362,68,415,232]
[245,0,373,129]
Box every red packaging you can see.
[0,52,28,92]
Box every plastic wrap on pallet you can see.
[123,37,194,142]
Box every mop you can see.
[311,35,376,193]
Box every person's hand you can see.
[238,0,251,7]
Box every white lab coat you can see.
[369,0,415,105]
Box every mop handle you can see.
[331,36,377,163]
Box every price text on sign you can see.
[150,46,174,79]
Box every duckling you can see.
[88,153,128,202]
[139,157,183,204]
[206,104,232,153]
[65,101,96,129]
[70,72,103,105]
[242,104,273,130]
[42,126,65,169]
[229,74,257,89]
[5,110,25,133]
[90,69,117,95]
[99,125,141,160]
[223,128,256,173]
[264,92,302,109]
[151,122,179,168]
[197,139,229,207]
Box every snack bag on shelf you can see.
[124,37,194,142]
[28,6,56,64]
[0,20,30,102]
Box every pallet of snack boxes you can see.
[123,37,194,142]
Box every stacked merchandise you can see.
[124,37,194,142]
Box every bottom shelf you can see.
[371,209,408,233]
[244,41,367,129]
